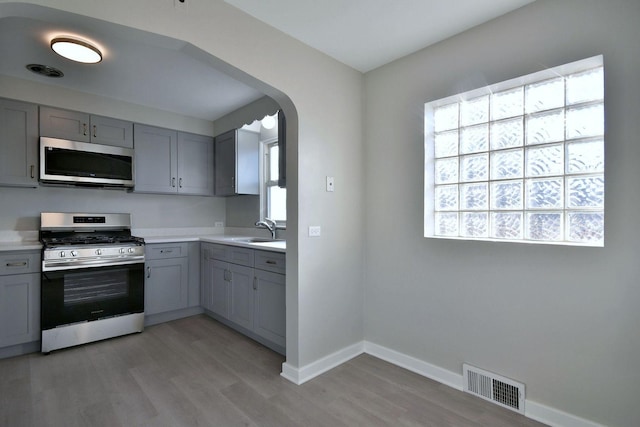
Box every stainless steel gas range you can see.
[39,212,145,353]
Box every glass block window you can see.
[425,56,604,246]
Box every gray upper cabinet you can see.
[39,106,133,148]
[214,128,259,196]
[134,124,214,196]
[0,98,38,187]
[134,124,177,194]
[177,132,214,195]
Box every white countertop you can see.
[0,228,286,253]
[0,241,42,252]
[0,230,41,252]
[143,234,286,253]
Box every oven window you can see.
[64,268,129,306]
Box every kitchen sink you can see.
[230,237,284,243]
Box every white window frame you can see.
[424,55,604,246]
[260,136,286,225]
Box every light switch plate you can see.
[308,226,321,237]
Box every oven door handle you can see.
[42,257,145,272]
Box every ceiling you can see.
[0,7,265,121]
[0,1,535,122]
[224,0,536,72]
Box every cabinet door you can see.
[214,130,236,196]
[177,132,214,195]
[145,257,188,315]
[236,129,260,195]
[90,115,133,148]
[39,106,90,142]
[133,124,178,194]
[201,245,211,311]
[228,264,254,331]
[253,269,285,347]
[0,273,40,348]
[210,259,229,318]
[0,98,38,187]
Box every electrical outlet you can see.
[215,221,224,228]
[326,176,335,192]
[308,226,321,237]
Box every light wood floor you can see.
[0,315,546,426]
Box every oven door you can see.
[41,262,144,330]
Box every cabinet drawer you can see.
[228,246,254,267]
[146,243,187,260]
[254,250,285,274]
[207,243,230,261]
[207,243,254,267]
[0,251,40,275]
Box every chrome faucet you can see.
[255,218,277,239]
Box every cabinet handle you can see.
[30,165,35,179]
[265,260,277,265]
[93,125,97,138]
[179,178,183,188]
[253,276,257,290]
[160,249,173,254]
[83,123,87,136]
[147,266,151,278]
[172,177,176,187]
[6,261,27,267]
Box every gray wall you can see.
[0,186,224,231]
[363,1,640,426]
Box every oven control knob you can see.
[128,248,134,253]
[96,249,102,256]
[59,251,65,258]
[70,250,77,257]
[119,248,125,254]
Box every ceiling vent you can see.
[26,64,64,78]
[463,363,525,414]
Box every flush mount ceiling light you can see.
[51,37,102,64]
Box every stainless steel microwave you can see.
[40,137,135,188]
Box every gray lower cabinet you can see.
[253,268,285,348]
[134,124,214,196]
[228,263,254,331]
[0,98,38,187]
[0,251,40,349]
[201,242,286,353]
[39,106,133,148]
[145,243,189,316]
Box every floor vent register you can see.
[463,363,525,414]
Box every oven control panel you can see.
[42,244,145,271]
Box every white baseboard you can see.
[526,400,606,427]
[364,341,463,391]
[280,341,364,385]
[281,339,604,427]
